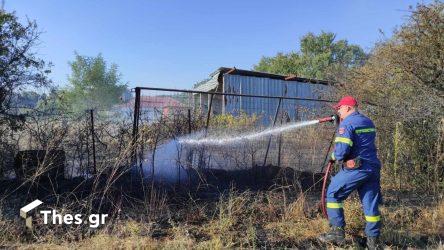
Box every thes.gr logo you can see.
[20,199,43,229]
[20,200,108,229]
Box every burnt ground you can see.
[1,165,441,249]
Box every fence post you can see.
[204,93,214,136]
[132,87,141,164]
[86,116,90,177]
[198,93,214,170]
[89,109,97,175]
[263,98,282,167]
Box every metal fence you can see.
[130,87,337,187]
[0,86,338,190]
[0,107,134,181]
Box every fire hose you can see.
[317,115,339,219]
[321,160,334,218]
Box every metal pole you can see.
[198,93,214,169]
[90,109,97,175]
[132,87,141,164]
[204,93,214,136]
[263,98,282,167]
[85,119,90,177]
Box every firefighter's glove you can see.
[330,152,336,163]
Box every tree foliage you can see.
[338,2,444,192]
[57,53,127,113]
[254,31,367,80]
[341,2,444,121]
[390,2,444,92]
[0,11,51,129]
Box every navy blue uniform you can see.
[327,111,382,237]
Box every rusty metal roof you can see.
[194,67,332,92]
[216,67,331,85]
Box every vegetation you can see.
[338,1,444,195]
[253,31,368,81]
[54,53,127,114]
[1,188,442,248]
[0,10,52,129]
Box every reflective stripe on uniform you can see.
[331,152,335,160]
[355,128,376,134]
[365,215,381,222]
[326,202,344,209]
[335,137,353,146]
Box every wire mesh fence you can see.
[130,87,337,189]
[0,107,134,182]
[0,86,339,192]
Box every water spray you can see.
[177,113,339,218]
[178,115,338,146]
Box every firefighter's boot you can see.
[366,236,382,250]
[318,226,345,245]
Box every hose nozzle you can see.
[318,115,339,125]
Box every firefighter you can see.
[318,96,382,249]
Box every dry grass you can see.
[1,187,442,249]
[265,193,329,246]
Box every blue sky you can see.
[7,0,432,90]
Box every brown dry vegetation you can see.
[1,186,443,249]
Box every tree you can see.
[254,32,367,80]
[339,2,444,192]
[342,2,444,120]
[386,2,444,92]
[58,53,127,113]
[0,10,51,129]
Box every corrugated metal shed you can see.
[193,67,332,123]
